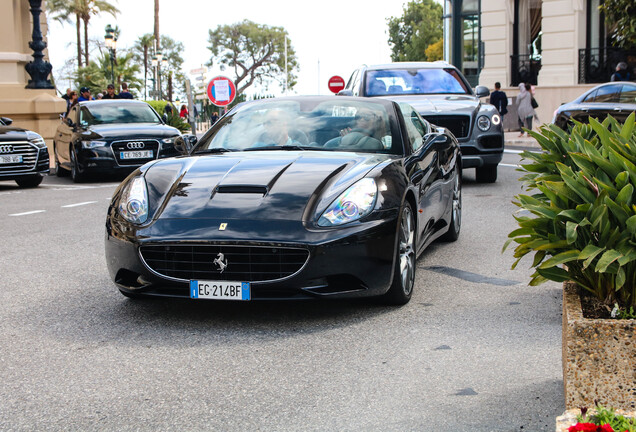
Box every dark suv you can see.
[340,62,504,182]
[0,117,49,188]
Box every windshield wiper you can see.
[195,148,236,154]
[244,145,318,151]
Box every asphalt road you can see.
[0,149,564,431]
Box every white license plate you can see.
[0,155,22,164]
[190,280,251,300]
[120,150,153,159]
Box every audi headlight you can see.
[162,137,177,144]
[81,140,107,149]
[26,131,46,148]
[477,115,491,131]
[318,178,377,227]
[118,176,148,224]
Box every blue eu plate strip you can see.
[190,280,198,298]
[242,282,251,300]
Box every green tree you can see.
[207,20,299,94]
[600,0,636,48]
[76,51,142,95]
[47,0,119,66]
[132,34,157,99]
[47,0,83,67]
[425,39,444,61]
[387,0,443,62]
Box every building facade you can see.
[444,0,635,129]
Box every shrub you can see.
[144,100,190,132]
[505,113,636,310]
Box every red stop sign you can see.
[328,75,345,94]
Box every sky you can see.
[45,0,410,98]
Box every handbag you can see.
[531,97,538,109]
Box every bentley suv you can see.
[0,117,49,188]
[54,100,181,182]
[340,62,504,182]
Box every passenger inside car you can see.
[323,108,384,150]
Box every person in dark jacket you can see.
[118,82,134,99]
[490,82,508,124]
[611,62,632,82]
[102,83,119,99]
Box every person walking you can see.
[78,87,93,101]
[102,83,119,99]
[179,104,188,119]
[610,62,632,82]
[118,83,133,99]
[490,82,508,124]
[516,83,536,137]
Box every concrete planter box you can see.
[562,281,636,411]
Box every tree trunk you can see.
[154,0,160,53]
[76,14,82,67]
[83,18,89,66]
[143,46,148,100]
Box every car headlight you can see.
[318,178,377,227]
[26,131,46,148]
[477,115,491,131]
[118,176,148,224]
[81,140,107,149]
[491,114,501,126]
[162,137,178,144]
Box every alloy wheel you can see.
[398,205,415,295]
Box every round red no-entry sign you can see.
[328,75,345,94]
[207,76,236,107]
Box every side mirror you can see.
[1,117,13,125]
[161,113,168,124]
[174,134,198,154]
[474,86,490,98]
[66,118,75,127]
[431,134,450,150]
[336,90,353,96]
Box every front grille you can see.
[111,139,159,166]
[140,244,310,282]
[424,115,471,139]
[0,141,39,173]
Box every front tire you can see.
[441,172,462,242]
[15,175,43,188]
[476,164,497,183]
[383,202,416,305]
[70,147,85,183]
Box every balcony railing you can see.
[579,47,636,84]
[510,55,541,86]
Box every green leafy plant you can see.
[574,405,636,432]
[505,113,636,310]
[145,100,190,132]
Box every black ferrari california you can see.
[105,96,462,304]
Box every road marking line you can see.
[500,163,521,168]
[504,149,525,154]
[62,201,97,208]
[9,210,46,216]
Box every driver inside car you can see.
[324,108,384,150]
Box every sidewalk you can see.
[504,130,541,150]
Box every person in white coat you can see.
[516,83,536,137]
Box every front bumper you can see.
[105,215,399,300]
[0,147,49,180]
[77,144,179,173]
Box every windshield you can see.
[79,103,161,126]
[365,68,471,96]
[193,99,400,155]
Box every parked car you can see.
[552,81,636,130]
[54,100,181,182]
[105,96,462,304]
[0,117,49,188]
[340,61,504,183]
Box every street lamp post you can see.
[104,25,117,85]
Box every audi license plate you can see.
[120,150,153,159]
[190,280,251,301]
[0,155,22,164]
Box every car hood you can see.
[81,123,180,140]
[0,126,28,141]
[144,151,391,221]
[381,94,480,115]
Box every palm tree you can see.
[79,0,119,66]
[132,34,155,100]
[76,51,142,94]
[47,0,83,67]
